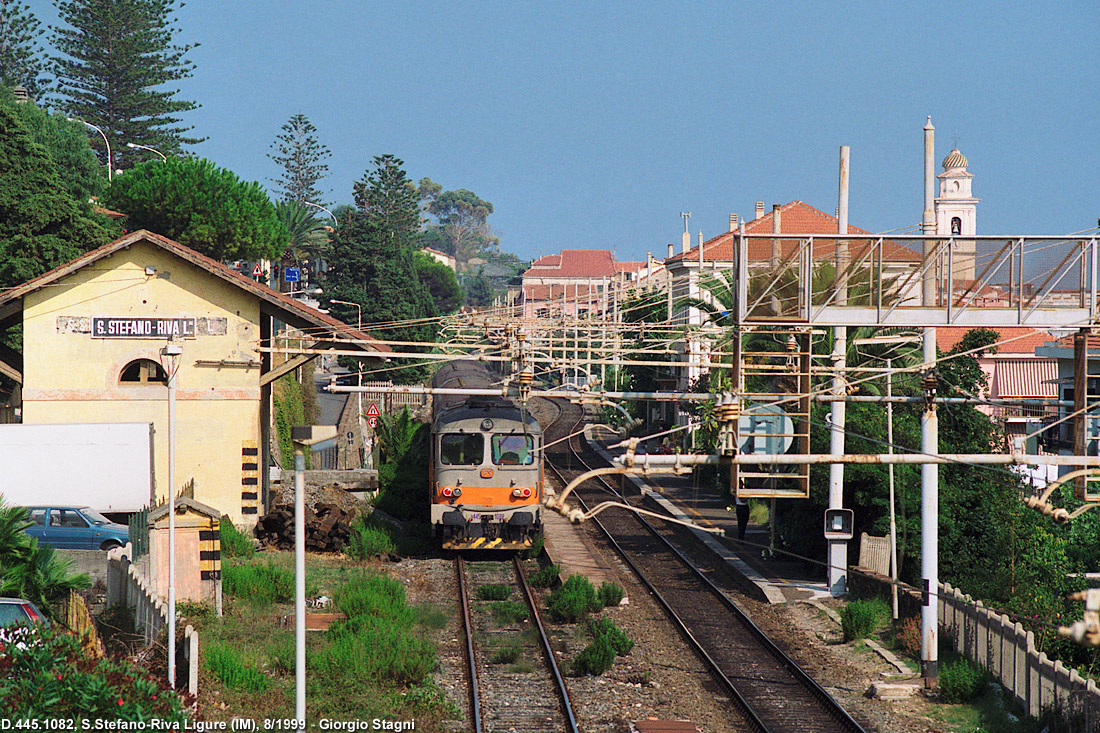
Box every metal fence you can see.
[128,507,149,558]
[362,381,428,412]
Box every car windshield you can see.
[80,508,112,525]
[0,603,30,625]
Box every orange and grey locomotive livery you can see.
[430,360,543,550]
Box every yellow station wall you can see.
[20,240,264,526]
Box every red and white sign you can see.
[365,402,380,418]
[251,264,263,278]
[367,416,378,429]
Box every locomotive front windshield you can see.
[440,434,483,465]
[492,434,534,465]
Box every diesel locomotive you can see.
[430,360,543,550]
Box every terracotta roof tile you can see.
[667,201,920,265]
[523,249,635,279]
[936,326,1053,355]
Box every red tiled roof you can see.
[667,201,920,265]
[936,326,1053,355]
[523,250,628,279]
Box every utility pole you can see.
[920,116,940,683]
[828,146,850,595]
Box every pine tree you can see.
[327,156,437,381]
[0,90,117,291]
[0,1,47,96]
[50,0,202,169]
[268,113,331,205]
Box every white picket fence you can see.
[106,544,200,695]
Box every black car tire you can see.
[100,540,123,551]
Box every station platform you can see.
[541,489,620,592]
[584,430,830,605]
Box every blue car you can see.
[24,506,129,551]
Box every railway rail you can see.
[540,396,868,733]
[456,554,580,733]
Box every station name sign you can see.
[92,317,196,339]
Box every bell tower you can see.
[935,147,979,282]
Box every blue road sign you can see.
[284,267,300,283]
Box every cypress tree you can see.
[50,0,202,169]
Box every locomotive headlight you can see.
[481,419,494,431]
[452,488,462,497]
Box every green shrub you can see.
[547,574,601,623]
[176,601,215,622]
[938,656,987,703]
[589,616,633,656]
[490,601,529,624]
[223,562,293,604]
[574,635,616,676]
[839,598,888,642]
[526,534,545,559]
[220,519,256,559]
[206,642,268,693]
[477,584,512,601]
[491,645,522,664]
[528,563,561,588]
[310,570,437,686]
[313,615,436,686]
[597,581,624,607]
[0,626,185,720]
[335,572,413,625]
[346,518,397,560]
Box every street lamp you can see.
[126,141,167,161]
[852,333,921,621]
[68,118,111,181]
[329,300,364,466]
[303,201,338,227]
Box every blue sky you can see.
[27,1,1100,263]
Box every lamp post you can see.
[303,201,338,227]
[329,299,364,466]
[291,425,336,730]
[160,339,183,688]
[69,118,111,180]
[126,141,167,161]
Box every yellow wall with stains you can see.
[20,239,265,526]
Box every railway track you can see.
[540,397,868,733]
[456,554,580,733]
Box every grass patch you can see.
[223,561,294,604]
[346,517,397,560]
[528,563,560,588]
[477,584,512,601]
[839,597,889,642]
[206,642,268,692]
[220,519,256,559]
[547,574,601,623]
[311,571,437,686]
[597,581,624,607]
[490,600,529,624]
[491,645,522,664]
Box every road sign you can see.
[367,416,378,429]
[251,264,262,278]
[365,402,380,418]
[346,431,353,444]
[738,402,794,455]
[284,267,300,283]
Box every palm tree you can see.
[1,540,90,622]
[274,200,331,290]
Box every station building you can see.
[0,230,386,526]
